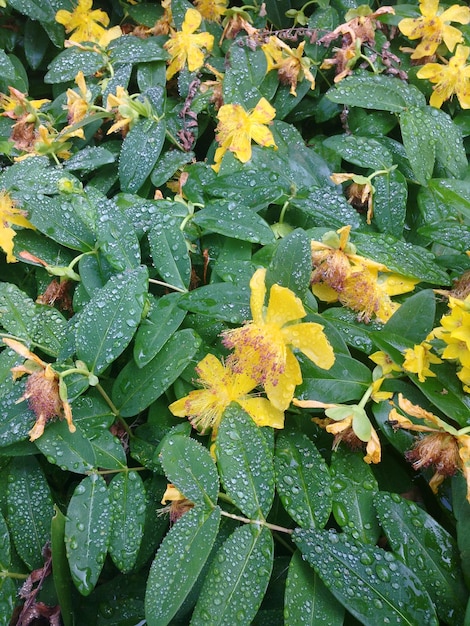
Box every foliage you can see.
[0,0,470,624]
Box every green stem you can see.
[148,278,188,293]
[219,510,293,534]
[95,382,121,418]
[87,466,147,476]
[0,571,29,580]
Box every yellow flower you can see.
[294,397,381,464]
[398,0,470,59]
[106,87,152,135]
[65,71,93,128]
[164,8,214,80]
[417,44,470,109]
[369,351,402,376]
[262,36,316,96]
[213,98,277,172]
[15,124,76,162]
[169,353,284,435]
[402,341,442,382]
[0,86,49,120]
[389,393,470,501]
[222,269,335,411]
[311,226,419,323]
[194,0,227,23]
[3,338,75,441]
[160,484,194,523]
[0,190,35,263]
[56,0,121,46]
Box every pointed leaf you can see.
[7,456,54,569]
[76,266,148,375]
[375,491,467,624]
[192,202,275,245]
[51,506,73,626]
[266,228,311,297]
[0,512,10,569]
[145,506,221,626]
[109,471,146,573]
[400,107,435,185]
[160,433,219,507]
[119,118,166,193]
[383,289,436,344]
[293,528,438,626]
[216,405,275,519]
[373,168,407,238]
[65,474,111,595]
[275,430,332,529]
[191,524,273,625]
[112,328,201,416]
[34,420,96,474]
[285,550,344,626]
[148,218,191,291]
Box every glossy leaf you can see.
[330,448,380,544]
[216,405,275,519]
[108,471,146,573]
[45,48,106,83]
[375,491,467,624]
[159,433,219,507]
[192,202,275,245]
[293,528,439,626]
[191,524,273,625]
[65,474,111,596]
[51,506,73,626]
[266,228,311,297]
[324,134,393,169]
[148,218,191,291]
[284,550,344,626]
[145,506,221,626]
[179,283,250,323]
[0,578,16,625]
[275,430,332,529]
[373,168,407,237]
[383,289,436,344]
[112,328,201,416]
[0,283,36,341]
[119,118,166,193]
[399,107,436,185]
[34,420,96,474]
[7,456,54,569]
[75,266,148,375]
[0,512,10,569]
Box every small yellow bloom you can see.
[160,484,194,522]
[417,44,470,109]
[402,342,442,382]
[389,393,470,501]
[169,353,284,435]
[294,397,381,464]
[164,8,214,80]
[213,98,277,172]
[311,226,419,323]
[3,338,75,441]
[65,71,93,128]
[0,190,35,263]
[15,124,76,162]
[106,87,143,135]
[0,86,49,120]
[369,351,402,376]
[56,0,121,46]
[398,0,470,59]
[222,269,335,411]
[262,36,316,96]
[194,0,227,23]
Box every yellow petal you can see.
[282,322,335,370]
[182,7,203,33]
[364,427,381,463]
[441,24,464,53]
[265,284,306,327]
[440,5,470,25]
[238,397,284,429]
[264,349,301,411]
[249,268,267,325]
[196,353,226,386]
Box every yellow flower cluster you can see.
[433,294,470,391]
[170,268,335,437]
[56,0,121,46]
[398,0,470,108]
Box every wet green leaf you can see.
[51,506,73,626]
[383,289,436,344]
[216,405,275,519]
[45,48,106,83]
[191,524,273,625]
[193,202,275,245]
[7,456,54,569]
[293,528,439,626]
[0,283,36,341]
[108,35,167,65]
[148,218,191,291]
[373,168,407,238]
[266,228,311,297]
[324,134,393,169]
[284,550,344,626]
[400,107,435,185]
[275,430,332,529]
[65,474,111,596]
[160,433,219,507]
[375,491,467,625]
[0,511,10,569]
[0,577,16,625]
[179,283,250,323]
[145,506,221,626]
[34,420,96,474]
[119,118,166,193]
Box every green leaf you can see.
[65,147,116,173]
[330,448,380,544]
[297,354,371,404]
[431,107,467,178]
[179,283,250,323]
[193,202,275,245]
[119,118,166,193]
[95,197,141,272]
[148,218,191,291]
[399,107,435,185]
[452,475,470,586]
[223,46,269,109]
[145,506,221,626]
[0,381,34,448]
[108,471,146,573]
[45,47,106,83]
[34,420,96,474]
[75,266,148,375]
[5,0,55,22]
[326,74,426,112]
[51,506,73,626]
[383,289,436,344]
[284,550,344,626]
[108,35,167,65]
[0,512,10,569]
[89,429,127,470]
[191,524,274,625]
[32,305,68,357]
[7,456,54,569]
[323,134,393,169]
[290,187,361,230]
[373,168,407,238]
[112,328,201,417]
[0,578,16,626]
[275,430,332,529]
[266,228,311,297]
[159,433,219,507]
[65,474,111,596]
[0,283,36,341]
[293,528,439,626]
[216,405,275,519]
[375,491,467,625]
[133,293,186,367]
